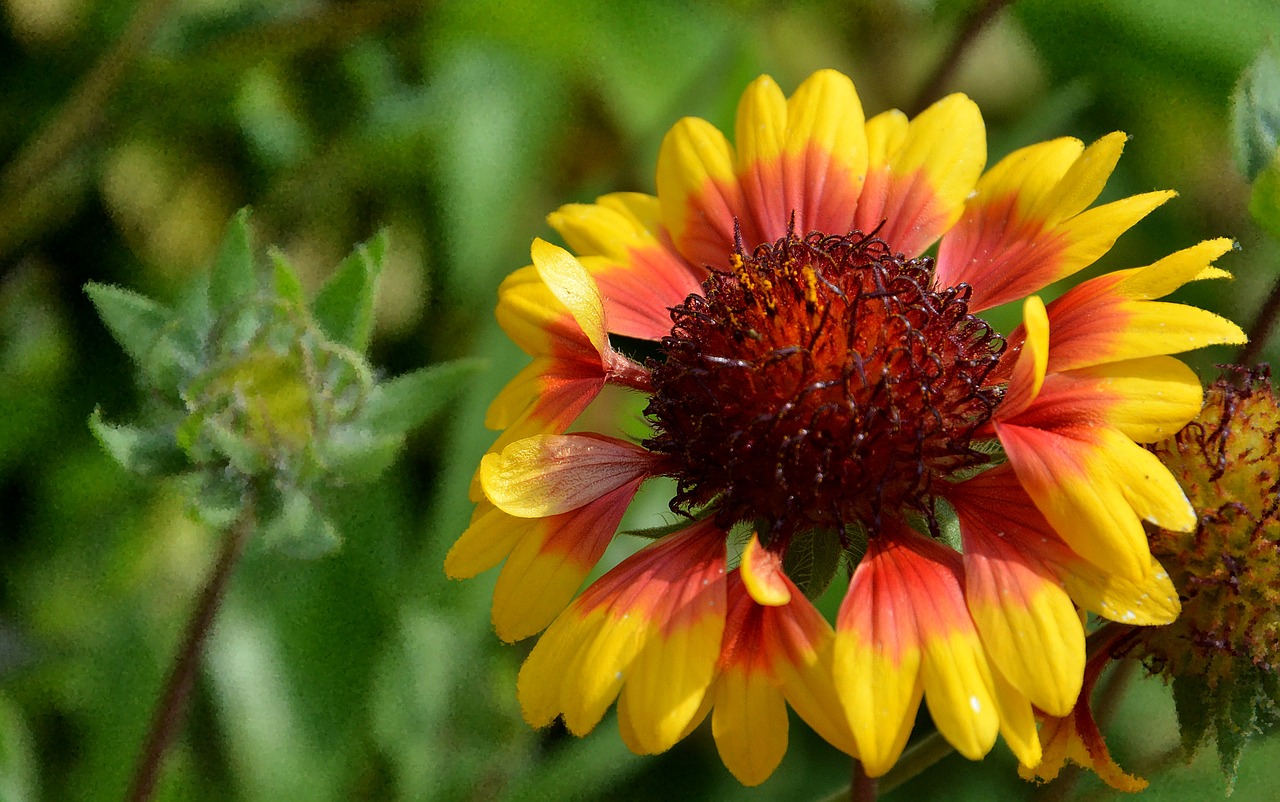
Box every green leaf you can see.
[313,232,386,353]
[84,282,171,366]
[1250,151,1280,241]
[318,426,405,484]
[269,248,306,306]
[260,485,341,558]
[782,529,842,601]
[363,358,484,437]
[210,208,258,313]
[1172,673,1212,757]
[88,409,189,477]
[1232,44,1280,181]
[190,471,247,530]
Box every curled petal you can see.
[480,433,658,518]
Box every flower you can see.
[447,69,1246,784]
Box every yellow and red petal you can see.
[711,665,789,786]
[733,70,868,248]
[1020,695,1148,792]
[989,665,1042,769]
[936,132,1173,311]
[548,194,705,341]
[898,534,1001,762]
[948,477,1085,716]
[491,478,645,642]
[853,93,985,258]
[480,433,659,518]
[517,519,726,736]
[944,464,1180,626]
[711,577,790,785]
[1018,238,1245,372]
[995,421,1189,581]
[834,530,925,775]
[740,532,791,607]
[484,355,603,435]
[605,520,728,753]
[657,116,743,271]
[1000,295,1050,418]
[444,500,534,580]
[837,527,998,773]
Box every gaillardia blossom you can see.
[446,70,1245,784]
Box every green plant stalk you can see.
[125,499,255,802]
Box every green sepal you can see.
[209,208,258,313]
[1249,151,1280,242]
[625,517,699,541]
[269,247,307,307]
[189,471,249,530]
[1232,44,1280,182]
[313,232,386,353]
[259,484,340,558]
[204,419,270,477]
[782,529,842,601]
[1171,672,1212,757]
[362,358,484,437]
[317,425,405,484]
[84,282,172,368]
[88,408,190,477]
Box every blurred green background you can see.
[4,0,1280,800]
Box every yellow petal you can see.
[711,667,790,786]
[741,533,791,606]
[531,238,608,356]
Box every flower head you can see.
[1133,366,1280,787]
[448,70,1246,784]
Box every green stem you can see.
[125,500,254,802]
[909,0,1015,115]
[816,731,955,802]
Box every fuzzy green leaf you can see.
[313,232,386,353]
[363,358,484,437]
[318,426,405,484]
[88,409,189,477]
[210,208,258,313]
[84,282,171,367]
[1232,44,1280,181]
[260,485,340,558]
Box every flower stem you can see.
[125,501,255,802]
[816,732,955,802]
[1239,275,1280,366]
[852,758,878,802]
[909,0,1014,115]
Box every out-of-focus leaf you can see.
[363,358,484,436]
[210,208,258,314]
[317,425,404,484]
[259,485,340,559]
[269,248,306,306]
[313,233,386,353]
[88,408,189,477]
[1233,44,1280,181]
[84,282,171,368]
[1249,150,1280,241]
[0,693,38,802]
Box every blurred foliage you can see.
[2,1,1280,800]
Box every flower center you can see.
[645,230,1005,542]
